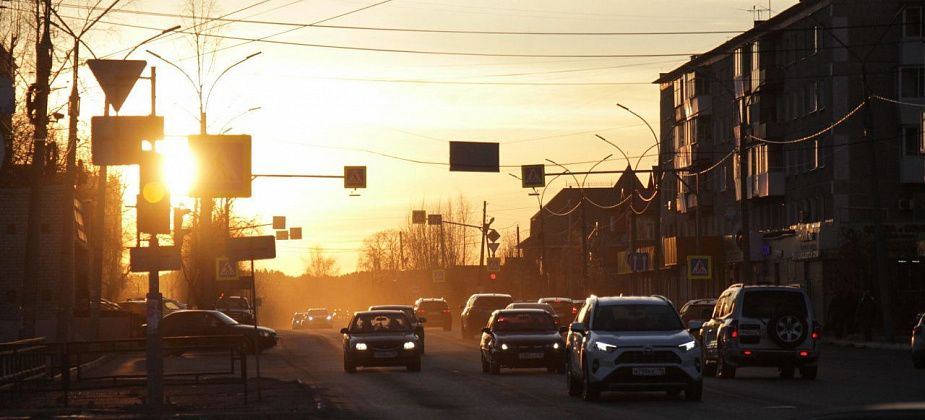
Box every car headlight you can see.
[326,316,332,320]
[678,340,697,352]
[500,343,509,350]
[552,342,561,350]
[308,316,314,321]
[259,330,269,337]
[403,341,416,350]
[594,341,617,352]
[355,343,367,351]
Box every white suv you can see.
[700,284,821,380]
[564,296,704,402]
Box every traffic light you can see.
[137,152,170,234]
[489,272,497,281]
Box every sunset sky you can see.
[43,0,798,275]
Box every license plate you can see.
[374,351,398,359]
[632,367,666,376]
[518,352,544,360]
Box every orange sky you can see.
[41,0,797,275]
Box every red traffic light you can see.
[489,272,497,281]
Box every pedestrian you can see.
[855,291,877,342]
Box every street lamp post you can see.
[146,50,260,307]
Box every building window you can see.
[674,78,685,108]
[813,25,822,54]
[904,6,924,37]
[900,67,925,98]
[903,126,924,155]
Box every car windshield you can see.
[213,311,239,325]
[508,303,553,313]
[493,311,557,332]
[592,304,684,332]
[350,313,411,333]
[307,309,328,316]
[217,298,249,309]
[742,291,808,319]
[473,296,512,308]
[370,306,416,320]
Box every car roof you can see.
[594,296,672,306]
[417,297,446,301]
[472,293,512,298]
[307,308,328,311]
[538,297,571,302]
[509,302,553,308]
[495,308,552,315]
[370,305,412,309]
[354,310,408,316]
[684,299,717,306]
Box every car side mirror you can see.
[419,317,427,323]
[688,320,703,332]
[570,322,585,333]
[481,327,492,335]
[340,328,349,334]
[559,326,568,334]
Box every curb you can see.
[823,338,909,351]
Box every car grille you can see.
[616,350,681,365]
[605,366,689,384]
[370,342,401,351]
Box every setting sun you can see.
[158,137,197,199]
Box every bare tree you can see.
[306,246,339,279]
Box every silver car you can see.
[913,313,924,369]
[565,296,703,402]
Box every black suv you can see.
[414,298,452,331]
[215,295,255,324]
[460,294,513,339]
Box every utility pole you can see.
[22,0,53,338]
[738,97,753,285]
[539,201,547,294]
[580,199,589,294]
[479,201,487,289]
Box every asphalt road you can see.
[259,327,925,419]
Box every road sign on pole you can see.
[289,227,302,240]
[91,116,164,165]
[486,229,501,243]
[272,216,286,230]
[86,59,147,112]
[227,235,277,261]
[129,246,181,272]
[449,141,499,172]
[487,242,500,255]
[487,257,501,272]
[687,255,713,280]
[216,257,238,281]
[412,210,426,224]
[432,269,446,283]
[521,164,546,188]
[344,166,367,189]
[188,134,252,197]
[427,214,443,225]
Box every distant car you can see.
[119,298,185,319]
[304,308,334,329]
[679,299,717,342]
[215,295,255,324]
[506,302,560,326]
[538,297,578,323]
[461,294,514,339]
[159,310,277,354]
[341,310,422,373]
[565,295,703,401]
[913,312,924,369]
[414,298,452,331]
[369,305,426,354]
[700,284,820,379]
[480,309,565,375]
[291,312,307,330]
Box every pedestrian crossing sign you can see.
[521,164,545,188]
[687,255,712,280]
[344,166,367,189]
[216,257,238,281]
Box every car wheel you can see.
[799,365,818,380]
[489,356,501,375]
[717,344,736,379]
[566,361,582,396]
[344,356,356,373]
[581,366,600,402]
[685,381,703,401]
[768,313,809,349]
[779,366,795,379]
[407,357,422,372]
[481,354,489,373]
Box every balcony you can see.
[746,170,786,199]
[677,190,714,214]
[689,95,712,116]
[900,155,925,184]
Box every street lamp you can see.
[220,106,262,134]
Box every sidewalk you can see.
[1,377,332,418]
[823,334,911,352]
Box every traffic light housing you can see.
[137,152,170,234]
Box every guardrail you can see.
[0,335,250,407]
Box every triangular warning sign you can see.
[87,59,147,112]
[488,242,500,254]
[691,259,709,276]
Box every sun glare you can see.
[158,138,197,198]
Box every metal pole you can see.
[479,201,487,290]
[251,258,261,400]
[145,237,163,410]
[539,200,547,294]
